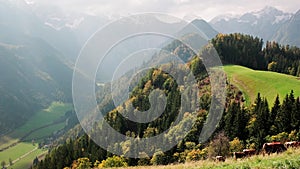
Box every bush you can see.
[230,137,244,152]
[75,158,92,169]
[98,156,128,168]
[266,132,289,143]
[207,132,230,158]
[186,149,205,162]
[150,151,167,165]
[288,130,298,141]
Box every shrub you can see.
[230,137,244,152]
[151,151,167,165]
[98,156,128,168]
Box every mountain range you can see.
[210,6,300,47]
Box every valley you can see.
[0,102,73,169]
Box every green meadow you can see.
[0,102,72,169]
[224,65,300,106]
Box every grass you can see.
[24,122,65,142]
[0,102,73,169]
[223,65,300,106]
[0,137,19,151]
[117,148,300,169]
[0,143,36,164]
[10,102,72,138]
[0,102,72,149]
[7,149,47,169]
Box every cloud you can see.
[31,0,300,21]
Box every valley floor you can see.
[0,102,73,169]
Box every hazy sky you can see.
[28,0,300,21]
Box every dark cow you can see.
[215,156,225,162]
[243,149,256,157]
[262,142,287,156]
[233,152,245,159]
[284,141,300,148]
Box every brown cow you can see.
[215,156,226,162]
[262,142,287,156]
[284,141,300,148]
[233,152,245,159]
[243,149,256,157]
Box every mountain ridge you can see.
[210,6,300,47]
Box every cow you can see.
[243,149,256,157]
[233,152,246,159]
[284,141,300,148]
[215,156,225,162]
[262,142,287,156]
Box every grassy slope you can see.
[119,148,300,169]
[0,102,72,169]
[223,65,300,106]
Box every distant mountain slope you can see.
[0,1,79,63]
[210,6,299,46]
[272,10,300,47]
[190,19,218,39]
[0,38,73,134]
[224,65,300,105]
[0,1,73,134]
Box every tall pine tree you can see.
[269,95,280,135]
[251,94,270,148]
[275,93,292,133]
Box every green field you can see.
[0,143,36,164]
[0,102,72,149]
[7,149,47,169]
[118,148,300,169]
[10,102,72,138]
[24,122,65,142]
[0,102,72,169]
[0,142,47,169]
[224,65,300,106]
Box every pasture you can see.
[0,102,72,149]
[9,102,72,138]
[223,65,300,106]
[0,102,72,169]
[7,148,47,169]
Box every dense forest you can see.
[33,33,300,169]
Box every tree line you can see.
[212,33,300,76]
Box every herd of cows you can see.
[215,141,300,162]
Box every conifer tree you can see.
[275,94,291,133]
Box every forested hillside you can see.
[0,1,75,134]
[33,33,300,169]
